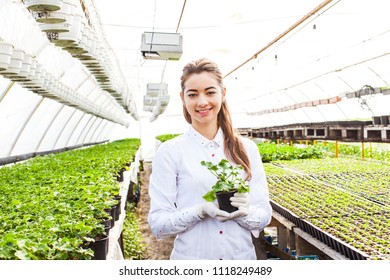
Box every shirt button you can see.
[219,230,223,234]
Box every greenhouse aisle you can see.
[136,161,175,259]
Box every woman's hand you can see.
[229,192,250,218]
[198,202,232,222]
[198,192,250,222]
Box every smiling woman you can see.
[1,0,390,273]
[180,71,225,138]
[147,58,272,260]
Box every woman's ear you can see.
[180,91,185,103]
[222,87,227,100]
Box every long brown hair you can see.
[180,58,252,179]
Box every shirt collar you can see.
[187,126,223,148]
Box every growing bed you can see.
[264,157,390,259]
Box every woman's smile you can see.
[196,107,212,116]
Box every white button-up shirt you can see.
[148,126,272,260]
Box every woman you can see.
[148,58,272,260]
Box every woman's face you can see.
[180,72,225,129]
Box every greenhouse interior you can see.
[0,0,389,262]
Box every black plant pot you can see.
[90,234,109,260]
[127,181,135,203]
[101,218,111,235]
[216,190,238,213]
[114,195,122,221]
[105,205,116,228]
[116,167,127,182]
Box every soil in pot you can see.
[216,190,238,213]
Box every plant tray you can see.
[298,219,369,260]
[270,200,301,226]
[270,200,370,260]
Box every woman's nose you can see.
[197,93,208,106]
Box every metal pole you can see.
[75,114,94,145]
[35,103,66,152]
[8,97,44,156]
[88,117,104,143]
[0,81,14,103]
[50,107,78,150]
[64,111,88,147]
[94,120,111,142]
[81,116,99,144]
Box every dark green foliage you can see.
[258,142,326,162]
[0,138,140,259]
[122,203,147,260]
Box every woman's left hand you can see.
[229,192,250,218]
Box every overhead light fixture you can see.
[141,32,183,61]
[143,52,160,59]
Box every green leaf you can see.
[15,250,31,260]
[202,190,217,202]
[201,159,250,202]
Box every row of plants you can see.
[317,141,390,162]
[265,172,388,219]
[264,158,390,259]
[0,138,140,260]
[122,202,147,260]
[263,140,390,162]
[273,158,390,206]
[277,157,389,174]
[307,214,390,257]
[257,142,326,162]
[316,172,389,206]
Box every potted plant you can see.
[201,159,249,212]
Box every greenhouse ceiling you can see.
[1,0,390,159]
[93,0,390,122]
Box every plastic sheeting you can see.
[1,0,390,159]
[0,0,137,159]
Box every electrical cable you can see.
[224,0,335,78]
[147,0,157,58]
[176,0,187,33]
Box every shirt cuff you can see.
[235,206,267,231]
[171,205,204,227]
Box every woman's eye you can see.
[188,93,197,98]
[207,91,216,95]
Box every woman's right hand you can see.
[198,202,232,222]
